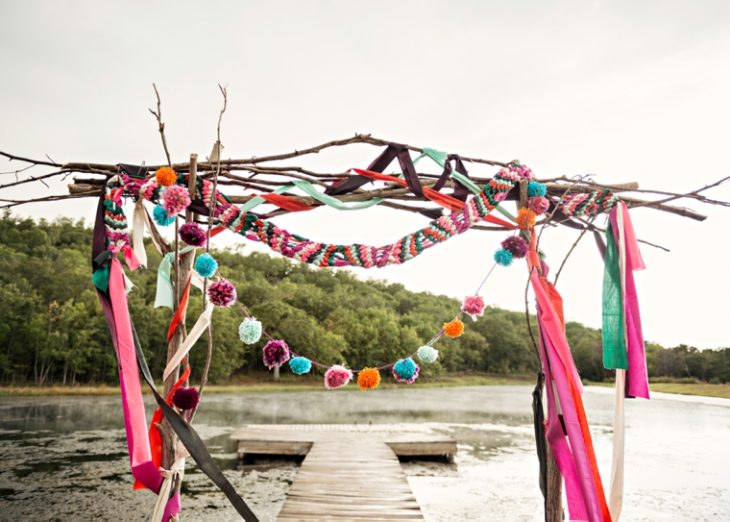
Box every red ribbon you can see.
[167,277,192,343]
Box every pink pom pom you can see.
[262,339,291,369]
[529,196,550,215]
[501,236,529,259]
[208,279,236,307]
[461,295,486,320]
[324,365,352,389]
[161,185,191,216]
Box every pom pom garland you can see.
[289,356,312,375]
[527,181,547,197]
[262,339,291,369]
[179,222,206,247]
[172,387,200,410]
[516,208,537,230]
[461,295,486,320]
[208,279,237,307]
[529,196,550,215]
[238,318,262,344]
[494,248,514,266]
[357,367,381,390]
[443,318,465,338]
[416,345,439,363]
[392,357,420,384]
[324,365,353,389]
[155,167,178,187]
[194,253,218,278]
[161,185,191,216]
[153,204,176,226]
[501,236,528,259]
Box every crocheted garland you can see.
[129,161,617,269]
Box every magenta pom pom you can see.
[501,236,529,259]
[179,222,206,247]
[262,339,291,369]
[161,185,191,216]
[529,196,550,215]
[324,365,353,389]
[461,295,486,320]
[208,279,236,307]
[172,387,200,410]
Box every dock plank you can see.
[231,424,454,520]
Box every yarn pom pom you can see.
[529,196,550,215]
[155,167,178,187]
[461,296,486,320]
[443,318,465,338]
[208,278,236,307]
[289,356,312,375]
[179,222,206,247]
[153,204,176,226]
[261,339,290,369]
[238,318,262,344]
[416,345,439,363]
[324,365,352,389]
[527,181,547,197]
[194,253,218,278]
[510,161,534,179]
[392,357,420,384]
[516,208,537,230]
[161,185,191,216]
[494,248,513,267]
[172,387,200,410]
[357,368,381,391]
[501,236,528,259]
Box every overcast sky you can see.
[1,1,729,349]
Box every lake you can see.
[0,385,728,521]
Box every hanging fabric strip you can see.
[532,270,611,522]
[163,304,214,381]
[132,200,148,268]
[609,369,626,521]
[610,202,649,399]
[531,371,549,515]
[602,221,628,369]
[167,276,192,343]
[155,247,194,309]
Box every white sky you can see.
[1,1,728,349]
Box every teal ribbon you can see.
[155,246,195,309]
[239,181,383,213]
[602,222,628,369]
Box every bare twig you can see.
[148,83,173,167]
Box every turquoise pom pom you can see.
[153,204,176,226]
[194,253,218,278]
[527,181,547,197]
[289,356,312,375]
[392,357,420,384]
[416,345,439,364]
[494,248,513,267]
[238,318,262,344]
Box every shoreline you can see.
[1,374,729,399]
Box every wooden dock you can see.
[230,424,456,521]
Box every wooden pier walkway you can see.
[230,424,456,521]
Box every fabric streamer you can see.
[531,268,611,522]
[163,303,215,381]
[93,178,259,521]
[131,199,148,268]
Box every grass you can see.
[0,373,533,397]
[2,374,729,399]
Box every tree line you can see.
[0,213,727,386]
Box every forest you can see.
[0,213,728,386]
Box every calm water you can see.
[0,385,728,521]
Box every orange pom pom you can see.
[155,167,177,187]
[357,367,381,391]
[516,208,536,230]
[443,318,464,338]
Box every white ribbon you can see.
[132,200,148,268]
[609,205,627,521]
[163,303,215,381]
[150,455,186,522]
